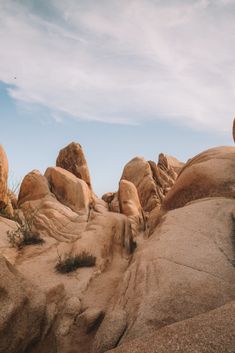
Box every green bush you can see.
[55,251,96,273]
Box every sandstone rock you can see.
[163,154,184,174]
[163,146,235,210]
[94,198,235,350]
[92,309,127,353]
[121,154,180,213]
[70,211,134,271]
[121,157,160,212]
[7,189,17,209]
[0,145,9,210]
[56,142,92,190]
[109,193,120,213]
[118,180,142,218]
[45,166,91,214]
[107,300,235,353]
[18,170,87,242]
[18,169,51,206]
[233,117,235,142]
[102,192,115,204]
[0,255,46,353]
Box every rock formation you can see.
[56,142,92,190]
[163,146,235,210]
[0,121,235,353]
[45,166,92,214]
[0,255,46,353]
[0,145,13,217]
[0,145,8,209]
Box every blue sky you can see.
[0,0,234,195]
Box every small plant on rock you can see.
[55,251,96,273]
[7,209,44,249]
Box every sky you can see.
[0,0,235,195]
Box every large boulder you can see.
[163,146,235,211]
[0,255,46,353]
[0,145,8,209]
[56,142,92,190]
[18,169,51,206]
[18,170,87,242]
[107,300,235,353]
[45,167,91,214]
[118,180,142,218]
[121,157,160,212]
[233,117,235,142]
[121,154,180,213]
[92,197,235,352]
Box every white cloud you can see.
[0,0,234,131]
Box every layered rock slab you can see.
[92,198,235,352]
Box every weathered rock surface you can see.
[0,145,9,209]
[121,153,180,213]
[1,132,235,353]
[93,198,235,352]
[121,157,160,212]
[118,180,142,219]
[56,142,92,190]
[102,192,120,213]
[45,166,92,214]
[18,169,52,206]
[163,146,235,210]
[107,300,235,353]
[233,117,235,142]
[0,255,46,353]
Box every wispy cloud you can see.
[0,0,235,130]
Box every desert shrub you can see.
[0,206,12,220]
[7,209,44,249]
[55,251,96,273]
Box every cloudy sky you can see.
[0,0,234,194]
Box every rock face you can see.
[163,146,235,210]
[0,145,8,209]
[1,129,235,353]
[93,197,235,352]
[18,169,51,206]
[0,255,46,353]
[121,154,180,213]
[118,180,142,218]
[56,142,92,190]
[45,167,92,214]
[107,301,235,353]
[121,157,160,212]
[233,117,235,142]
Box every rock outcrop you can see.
[121,153,181,213]
[107,300,235,353]
[93,197,235,353]
[45,167,92,215]
[56,142,92,190]
[0,145,8,209]
[118,180,142,219]
[163,146,235,211]
[18,169,51,206]
[0,123,235,353]
[0,146,13,216]
[0,255,46,353]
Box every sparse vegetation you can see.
[0,206,12,220]
[55,251,96,273]
[7,208,44,249]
